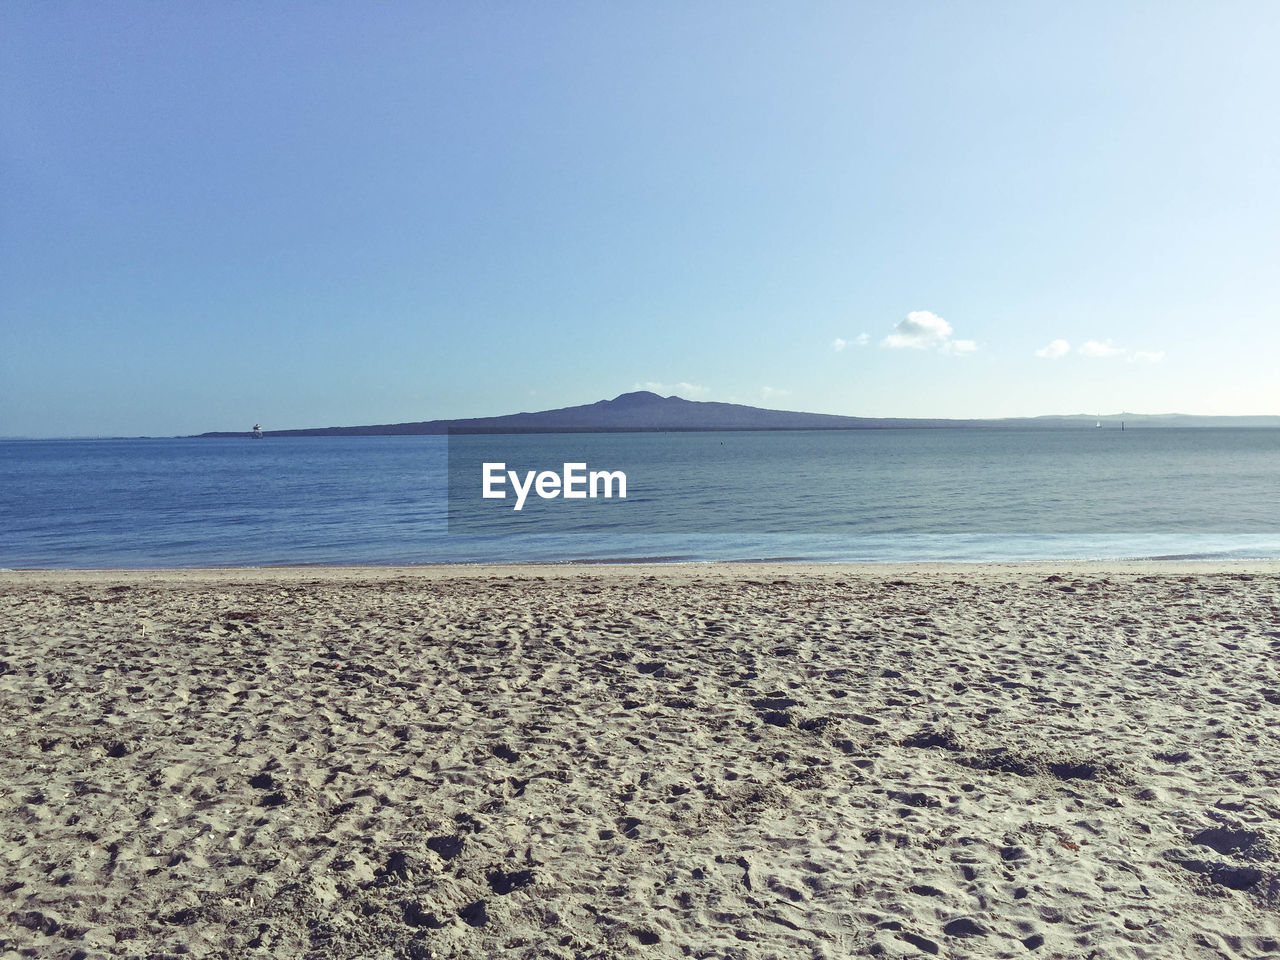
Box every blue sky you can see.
[2,2,1278,436]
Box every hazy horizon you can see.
[5,389,1280,440]
[4,3,1279,436]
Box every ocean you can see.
[2,429,1278,567]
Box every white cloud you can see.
[881,311,975,355]
[883,310,953,349]
[1035,339,1071,359]
[636,381,710,398]
[761,386,790,401]
[941,339,977,356]
[1038,337,1163,363]
[832,333,870,352]
[1079,339,1124,358]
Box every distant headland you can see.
[196,391,1280,437]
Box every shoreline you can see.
[5,556,1280,584]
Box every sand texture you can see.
[2,564,1280,959]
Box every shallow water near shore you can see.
[3,429,1279,567]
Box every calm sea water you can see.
[2,430,1278,567]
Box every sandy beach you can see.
[2,563,1279,959]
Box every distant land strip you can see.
[197,391,1280,437]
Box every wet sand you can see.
[2,564,1279,959]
